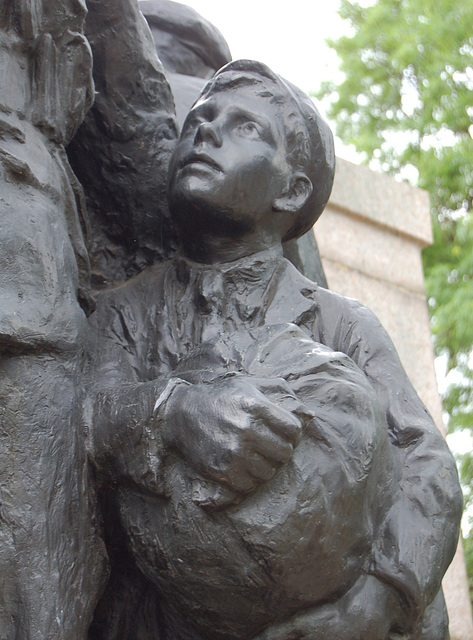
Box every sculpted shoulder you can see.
[88,261,170,355]
[93,262,169,312]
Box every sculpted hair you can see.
[198,60,336,241]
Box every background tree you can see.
[316,0,473,593]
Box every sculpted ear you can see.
[273,173,313,213]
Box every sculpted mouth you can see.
[180,153,222,172]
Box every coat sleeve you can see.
[85,281,170,493]
[314,287,463,625]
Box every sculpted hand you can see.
[157,375,312,507]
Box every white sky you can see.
[181,0,346,95]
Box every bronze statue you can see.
[87,60,462,639]
[0,2,105,637]
[0,1,462,638]
[140,0,232,128]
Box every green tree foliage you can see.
[316,0,473,587]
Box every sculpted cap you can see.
[201,59,336,241]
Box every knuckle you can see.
[285,414,303,436]
[240,393,261,413]
[273,377,293,392]
[277,441,294,464]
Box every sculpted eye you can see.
[235,121,262,139]
[181,114,203,136]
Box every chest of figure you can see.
[118,412,392,640]
[117,326,395,640]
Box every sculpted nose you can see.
[194,121,222,147]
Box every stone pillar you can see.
[315,157,473,640]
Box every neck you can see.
[180,227,283,265]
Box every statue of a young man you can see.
[88,60,462,639]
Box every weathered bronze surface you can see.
[0,2,462,639]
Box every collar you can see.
[171,245,284,325]
[173,245,284,293]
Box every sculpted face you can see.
[167,86,294,237]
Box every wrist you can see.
[153,377,191,413]
[153,377,192,447]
